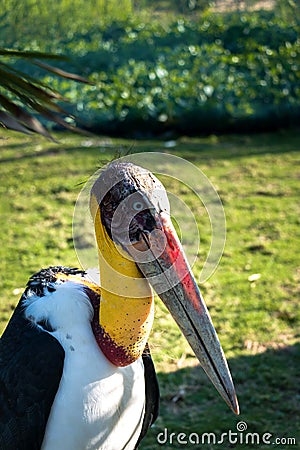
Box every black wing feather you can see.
[0,300,64,450]
[135,343,159,449]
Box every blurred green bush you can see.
[1,2,299,136]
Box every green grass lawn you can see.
[0,130,299,449]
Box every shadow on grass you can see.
[142,343,299,449]
[0,143,104,164]
[1,129,299,166]
[175,130,300,160]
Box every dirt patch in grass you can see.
[212,0,275,12]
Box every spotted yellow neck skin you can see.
[90,194,154,367]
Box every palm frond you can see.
[0,48,92,138]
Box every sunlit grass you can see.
[0,130,299,449]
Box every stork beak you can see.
[130,212,239,415]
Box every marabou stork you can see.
[0,161,239,450]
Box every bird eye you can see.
[133,201,144,211]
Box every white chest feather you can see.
[24,282,146,450]
[42,329,145,450]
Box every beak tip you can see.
[230,395,240,415]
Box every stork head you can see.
[90,161,239,415]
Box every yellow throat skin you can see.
[90,193,154,366]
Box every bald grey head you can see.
[91,162,169,247]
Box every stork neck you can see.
[90,194,154,367]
